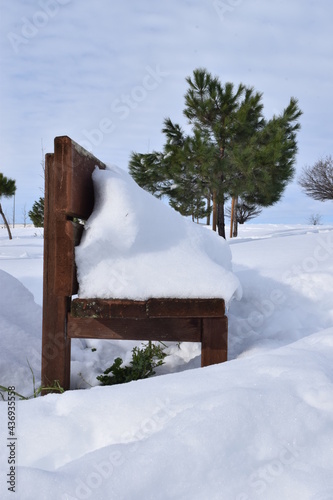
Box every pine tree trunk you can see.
[212,191,217,231]
[217,201,226,239]
[0,203,12,240]
[230,197,235,239]
[206,194,211,226]
[233,196,238,237]
[216,150,226,239]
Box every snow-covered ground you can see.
[1,222,333,499]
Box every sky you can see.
[0,0,332,224]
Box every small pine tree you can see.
[0,173,16,239]
[129,119,214,222]
[29,197,44,227]
[130,69,302,239]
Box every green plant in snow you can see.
[97,341,166,386]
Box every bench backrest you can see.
[44,136,106,297]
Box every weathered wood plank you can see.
[67,316,202,342]
[53,218,77,296]
[146,298,225,317]
[42,153,71,389]
[53,136,106,220]
[201,317,228,367]
[41,296,71,389]
[71,298,147,319]
[71,297,225,318]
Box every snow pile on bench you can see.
[76,165,241,304]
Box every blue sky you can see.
[0,0,332,224]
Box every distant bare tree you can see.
[308,213,322,225]
[22,204,28,227]
[226,200,262,225]
[298,155,333,201]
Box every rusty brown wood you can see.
[51,136,105,297]
[53,135,106,220]
[67,316,202,342]
[201,317,228,366]
[41,152,71,389]
[71,298,148,319]
[71,297,225,319]
[146,298,225,318]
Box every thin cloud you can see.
[0,0,332,223]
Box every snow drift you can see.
[1,223,333,500]
[75,166,241,303]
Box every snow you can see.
[75,166,241,303]
[1,222,333,500]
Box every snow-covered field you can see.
[1,222,333,499]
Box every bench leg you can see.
[201,317,228,367]
[42,296,71,391]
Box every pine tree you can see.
[225,96,302,236]
[129,69,302,238]
[29,197,44,227]
[161,119,215,220]
[184,69,246,238]
[129,151,167,198]
[0,173,16,240]
[184,70,302,238]
[129,119,215,221]
[222,87,265,236]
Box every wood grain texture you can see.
[41,153,71,388]
[146,298,225,317]
[68,316,202,342]
[201,317,228,366]
[71,298,225,318]
[71,299,148,319]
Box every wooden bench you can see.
[41,136,228,390]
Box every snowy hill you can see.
[1,224,333,499]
